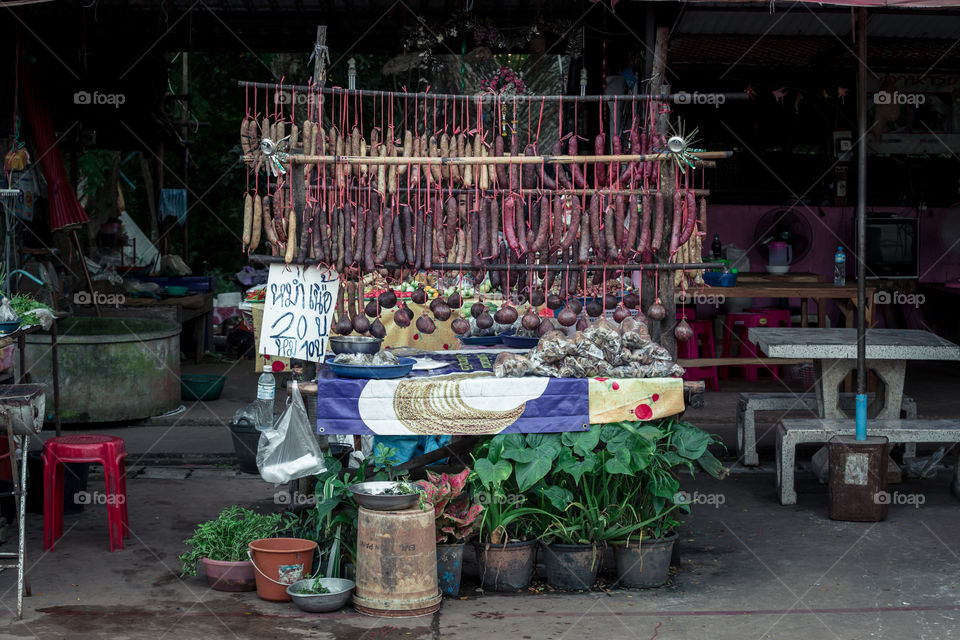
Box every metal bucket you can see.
[828,435,889,522]
[353,505,441,617]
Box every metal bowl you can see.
[329,335,383,355]
[286,578,355,613]
[349,481,423,511]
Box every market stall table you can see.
[748,327,960,419]
[0,323,61,435]
[305,351,697,436]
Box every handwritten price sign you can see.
[258,264,339,362]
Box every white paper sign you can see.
[258,264,339,362]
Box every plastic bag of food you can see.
[583,318,622,363]
[493,352,532,378]
[528,351,562,377]
[0,299,19,322]
[372,350,399,366]
[536,330,576,363]
[559,357,587,378]
[256,381,327,484]
[619,317,649,349]
[575,335,605,361]
[333,353,371,364]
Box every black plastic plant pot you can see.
[541,543,601,591]
[612,532,678,588]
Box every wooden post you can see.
[181,51,190,258]
[139,152,159,242]
[645,26,677,357]
[312,26,328,126]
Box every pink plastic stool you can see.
[43,435,128,552]
[677,319,719,390]
[749,308,792,328]
[720,312,778,382]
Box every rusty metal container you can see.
[353,505,441,617]
[828,435,889,522]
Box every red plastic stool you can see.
[720,312,779,382]
[43,435,128,552]
[677,320,720,390]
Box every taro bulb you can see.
[335,316,354,335]
[530,290,546,308]
[451,316,471,335]
[476,310,494,330]
[369,318,387,339]
[675,318,694,342]
[494,303,518,325]
[378,289,398,309]
[429,297,445,313]
[565,298,583,316]
[603,293,618,311]
[447,291,463,309]
[351,314,371,334]
[416,313,436,334]
[585,298,603,318]
[622,292,639,309]
[556,305,578,327]
[364,298,380,318]
[521,307,541,331]
[613,304,631,324]
[576,315,590,331]
[546,294,563,311]
[647,300,667,321]
[470,301,486,318]
[411,286,427,305]
[432,301,452,321]
[393,305,413,328]
[537,318,555,337]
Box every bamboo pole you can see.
[248,254,719,272]
[245,151,732,166]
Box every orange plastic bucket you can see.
[248,538,318,601]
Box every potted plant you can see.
[608,419,727,588]
[471,436,556,592]
[179,505,295,592]
[417,468,483,597]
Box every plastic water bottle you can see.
[255,365,276,431]
[833,246,846,286]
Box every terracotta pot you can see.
[201,558,256,592]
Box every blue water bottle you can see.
[833,246,846,286]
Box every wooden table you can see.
[749,328,960,419]
[733,272,821,284]
[696,281,876,328]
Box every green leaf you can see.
[515,456,553,492]
[561,429,600,457]
[696,449,728,479]
[538,485,573,511]
[674,427,711,460]
[475,459,512,488]
[633,425,662,443]
[555,448,598,485]
[501,434,537,463]
[604,448,633,475]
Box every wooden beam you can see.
[678,357,810,367]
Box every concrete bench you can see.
[776,418,960,505]
[737,392,917,466]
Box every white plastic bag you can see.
[256,381,327,484]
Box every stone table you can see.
[748,328,960,419]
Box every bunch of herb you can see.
[178,505,295,576]
[294,579,330,595]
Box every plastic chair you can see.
[43,435,128,552]
[720,312,777,382]
[677,319,719,390]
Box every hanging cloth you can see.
[158,188,187,226]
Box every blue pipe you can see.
[855,394,868,441]
[4,269,45,297]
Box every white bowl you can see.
[765,265,790,275]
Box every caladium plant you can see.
[417,468,484,544]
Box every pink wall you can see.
[707,204,960,283]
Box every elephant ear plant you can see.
[417,469,483,543]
